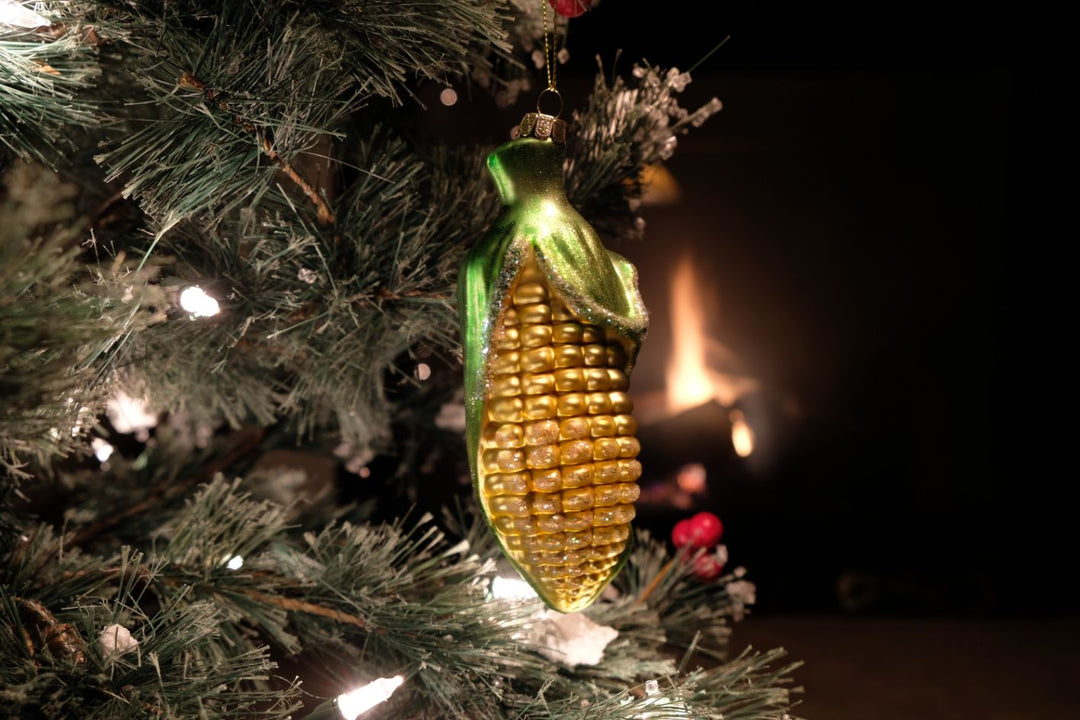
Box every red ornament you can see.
[548,0,591,18]
[690,511,724,547]
[693,552,726,581]
[671,511,724,550]
[671,518,694,549]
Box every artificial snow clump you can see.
[99,624,139,658]
[527,610,618,668]
[725,579,757,621]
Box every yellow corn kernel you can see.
[490,397,524,423]
[495,326,520,350]
[522,372,556,396]
[520,324,553,348]
[524,395,557,419]
[559,417,590,440]
[613,413,637,436]
[484,472,530,496]
[519,302,552,325]
[554,345,584,367]
[581,325,604,343]
[617,437,640,458]
[521,346,556,373]
[589,415,616,437]
[484,422,524,448]
[557,392,586,416]
[562,487,595,512]
[585,368,611,391]
[607,368,629,390]
[513,282,547,305]
[491,375,521,398]
[560,439,593,466]
[586,392,613,415]
[554,368,586,392]
[552,322,584,344]
[524,419,559,446]
[530,468,562,493]
[526,444,559,470]
[583,344,607,366]
[561,464,594,489]
[483,448,526,474]
[609,391,633,413]
[491,350,520,375]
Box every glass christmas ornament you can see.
[459,110,648,612]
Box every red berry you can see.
[693,552,725,581]
[688,512,723,548]
[548,0,591,18]
[671,518,694,549]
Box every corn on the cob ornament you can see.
[458,106,648,613]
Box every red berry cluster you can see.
[671,511,726,581]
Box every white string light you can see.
[91,437,115,463]
[489,576,538,601]
[106,391,157,437]
[224,554,244,570]
[0,1,49,28]
[179,285,221,318]
[336,675,404,719]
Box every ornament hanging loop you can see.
[536,87,563,118]
[511,0,567,142]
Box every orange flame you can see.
[665,254,758,456]
[666,254,713,413]
[730,409,755,458]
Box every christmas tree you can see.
[1,1,801,717]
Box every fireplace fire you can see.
[635,252,763,511]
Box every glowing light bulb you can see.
[107,391,157,435]
[91,438,115,463]
[415,363,431,381]
[179,286,220,317]
[0,1,49,27]
[439,87,458,106]
[225,555,244,570]
[337,676,404,719]
[490,576,538,600]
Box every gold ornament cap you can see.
[513,87,567,143]
[514,112,567,143]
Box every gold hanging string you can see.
[541,0,556,90]
[538,0,563,117]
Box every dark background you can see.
[493,1,1063,617]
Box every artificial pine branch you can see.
[2,1,803,717]
[2,470,799,719]
[0,16,100,164]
